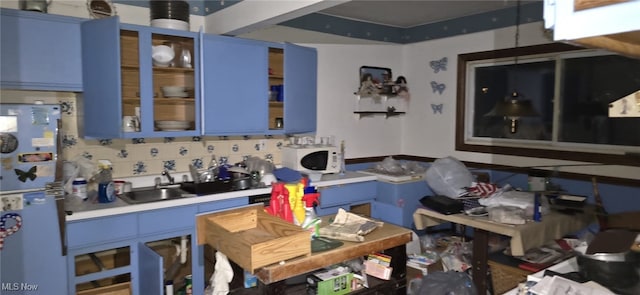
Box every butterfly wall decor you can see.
[14,166,37,183]
[430,81,446,95]
[431,103,444,114]
[430,57,448,73]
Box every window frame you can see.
[455,43,640,167]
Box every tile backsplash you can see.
[60,95,285,178]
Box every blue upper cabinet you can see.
[0,8,83,91]
[202,35,269,135]
[81,17,201,138]
[202,35,317,136]
[282,43,318,134]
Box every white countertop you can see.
[65,171,376,221]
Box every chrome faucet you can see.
[161,169,175,185]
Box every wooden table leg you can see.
[472,228,489,294]
[382,244,407,295]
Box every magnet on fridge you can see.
[1,194,24,211]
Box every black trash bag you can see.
[416,271,477,295]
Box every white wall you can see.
[401,22,549,159]
[311,44,404,158]
[288,22,639,180]
[399,22,640,180]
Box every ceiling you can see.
[114,0,542,43]
[317,0,530,28]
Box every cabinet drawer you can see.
[318,181,376,208]
[67,214,137,248]
[138,205,197,235]
[197,197,248,213]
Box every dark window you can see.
[456,43,640,166]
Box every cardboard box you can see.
[307,267,353,295]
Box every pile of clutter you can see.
[425,156,549,224]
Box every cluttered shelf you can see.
[413,208,594,257]
[229,274,402,295]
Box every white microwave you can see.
[281,145,340,174]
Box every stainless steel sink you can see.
[118,186,194,204]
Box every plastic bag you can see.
[416,271,477,295]
[374,156,404,173]
[478,185,533,209]
[425,157,474,198]
[440,241,473,272]
[63,156,99,195]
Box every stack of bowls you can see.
[150,1,190,31]
[155,120,192,131]
[161,86,188,98]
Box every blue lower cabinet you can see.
[137,242,164,294]
[67,213,138,249]
[374,180,432,228]
[138,205,197,236]
[371,201,405,227]
[67,240,134,294]
[197,197,248,213]
[318,181,376,208]
[315,204,351,216]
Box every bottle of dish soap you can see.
[301,192,321,237]
[96,160,116,203]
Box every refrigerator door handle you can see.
[46,182,67,256]
[52,118,67,256]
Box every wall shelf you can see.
[354,94,407,118]
[353,110,406,119]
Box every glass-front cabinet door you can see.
[268,47,284,130]
[81,17,200,138]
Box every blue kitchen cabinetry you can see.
[201,35,317,135]
[312,179,428,229]
[65,197,245,295]
[371,179,431,229]
[80,16,201,139]
[315,181,377,216]
[0,8,83,91]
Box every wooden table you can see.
[413,208,594,294]
[231,216,413,294]
[254,216,412,283]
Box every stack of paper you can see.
[528,275,615,295]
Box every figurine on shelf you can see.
[394,76,410,99]
[358,73,381,96]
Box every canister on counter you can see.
[72,177,87,200]
[113,180,125,195]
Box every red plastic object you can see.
[268,182,293,223]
